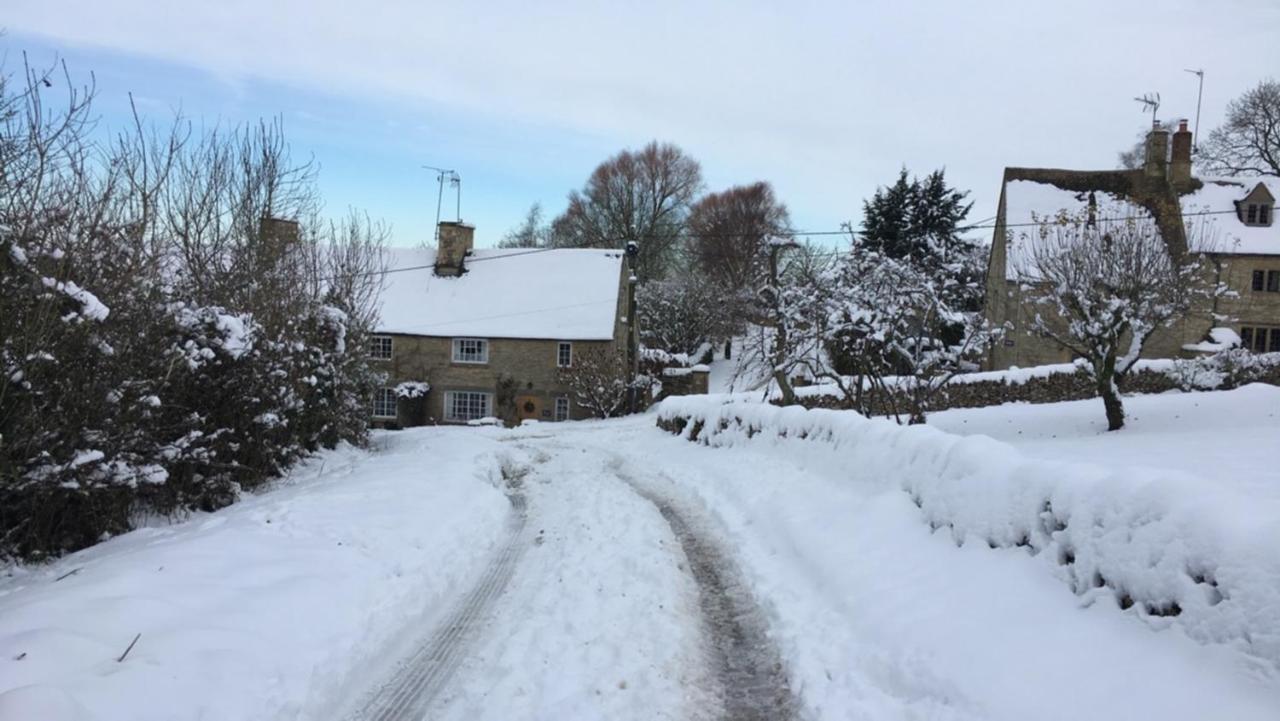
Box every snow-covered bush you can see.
[657,396,1280,668]
[781,239,994,423]
[557,346,647,419]
[1169,348,1280,392]
[0,63,386,560]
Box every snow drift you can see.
[657,394,1280,667]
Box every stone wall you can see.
[795,353,1280,415]
[658,366,710,399]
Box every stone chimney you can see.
[434,221,475,277]
[1144,121,1169,180]
[1170,119,1193,188]
[260,216,300,246]
[258,216,300,268]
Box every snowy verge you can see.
[0,429,512,721]
[656,394,1280,667]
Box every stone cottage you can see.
[984,120,1280,370]
[368,221,635,426]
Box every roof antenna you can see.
[1133,92,1161,126]
[1184,69,1204,152]
[423,165,462,244]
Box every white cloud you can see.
[6,0,1279,235]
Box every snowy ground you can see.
[3,394,1280,720]
[930,384,1280,502]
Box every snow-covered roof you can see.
[375,247,625,340]
[1001,174,1280,280]
[1182,176,1280,256]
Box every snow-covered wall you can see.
[656,396,1280,667]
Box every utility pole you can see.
[767,238,799,406]
[625,241,640,414]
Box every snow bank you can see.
[656,396,1280,666]
[0,429,512,720]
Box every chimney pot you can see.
[1170,120,1193,187]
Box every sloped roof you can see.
[375,247,625,340]
[1181,177,1280,255]
[1000,172,1280,280]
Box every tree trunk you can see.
[1096,356,1125,431]
[774,370,797,406]
[724,338,732,360]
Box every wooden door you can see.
[516,394,542,422]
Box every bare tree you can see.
[1117,120,1176,170]
[498,202,549,248]
[686,181,791,291]
[637,269,744,358]
[733,239,833,402]
[557,346,638,418]
[550,141,703,279]
[1200,79,1280,177]
[1014,210,1213,431]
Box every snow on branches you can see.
[1012,207,1214,430]
[783,240,995,423]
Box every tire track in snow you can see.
[355,490,528,721]
[615,465,799,721]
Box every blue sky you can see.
[4,1,1279,248]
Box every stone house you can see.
[984,120,1280,370]
[368,221,635,426]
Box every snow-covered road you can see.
[3,413,1280,720]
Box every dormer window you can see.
[1237,182,1275,227]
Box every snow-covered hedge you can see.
[656,396,1280,667]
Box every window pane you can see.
[447,391,491,421]
[1254,270,1266,291]
[369,336,392,360]
[1256,329,1269,353]
[1241,327,1254,350]
[558,342,572,367]
[372,388,397,417]
[1261,205,1271,225]
[555,397,570,421]
[1269,271,1280,293]
[453,339,488,363]
[1247,205,1259,223]
[1271,330,1280,353]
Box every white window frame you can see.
[371,387,397,418]
[557,341,573,368]
[451,338,489,364]
[368,335,393,360]
[444,390,493,422]
[554,396,571,422]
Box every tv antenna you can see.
[1184,68,1204,152]
[423,165,461,243]
[1133,92,1161,126]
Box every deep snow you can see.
[3,396,1279,720]
[0,431,511,720]
[930,383,1280,502]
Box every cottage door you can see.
[516,395,542,423]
